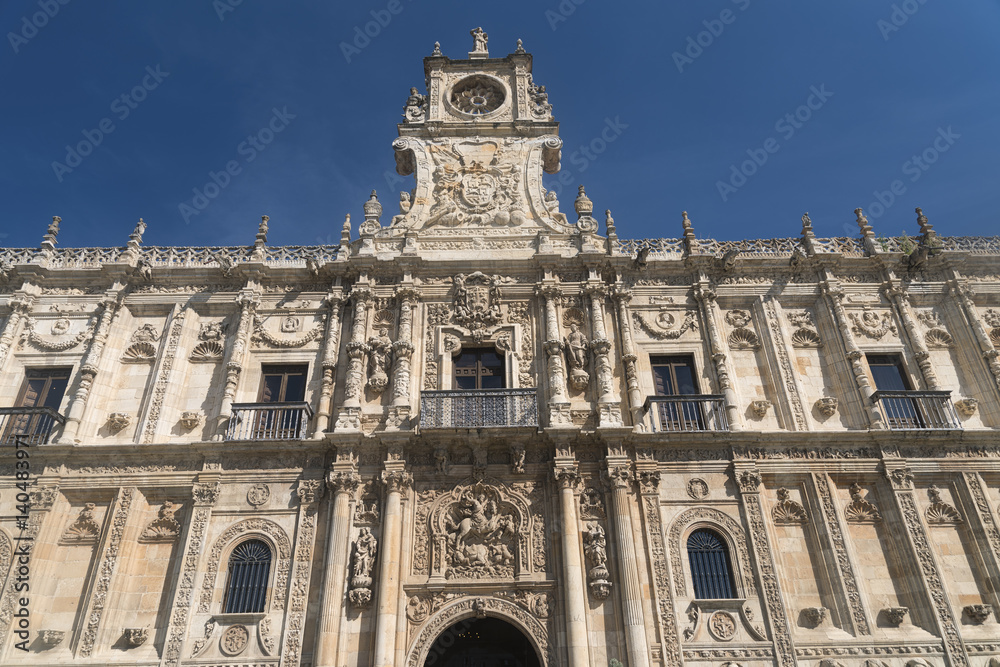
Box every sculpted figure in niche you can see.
[352,527,378,580]
[444,486,516,578]
[583,522,607,568]
[565,323,589,369]
[367,328,392,394]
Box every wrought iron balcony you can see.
[226,402,313,441]
[0,407,65,445]
[871,390,960,430]
[420,389,538,429]
[645,395,729,433]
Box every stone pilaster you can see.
[603,458,650,667]
[809,472,871,635]
[139,305,187,444]
[587,282,623,427]
[335,283,374,431]
[59,290,124,443]
[76,487,135,658]
[0,293,33,371]
[372,463,411,667]
[960,472,1000,590]
[313,458,360,667]
[882,463,969,667]
[214,290,259,439]
[693,282,740,430]
[759,297,809,430]
[949,278,1000,395]
[388,285,420,429]
[611,285,643,427]
[280,478,324,666]
[733,465,795,667]
[885,279,940,389]
[538,284,571,426]
[161,479,220,667]
[820,274,883,428]
[313,291,344,437]
[554,455,589,667]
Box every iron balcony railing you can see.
[420,389,538,429]
[0,407,65,445]
[645,395,729,433]
[226,402,313,441]
[871,390,959,430]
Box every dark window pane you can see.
[42,378,69,409]
[452,348,506,389]
[283,373,306,402]
[687,529,736,599]
[481,375,503,389]
[455,375,477,390]
[260,374,283,403]
[674,365,696,395]
[224,539,271,614]
[870,362,909,391]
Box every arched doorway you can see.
[424,617,541,667]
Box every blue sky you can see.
[2,0,998,249]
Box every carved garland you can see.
[142,309,186,444]
[78,488,134,657]
[251,313,327,348]
[280,490,320,666]
[406,597,550,667]
[198,518,292,613]
[812,474,870,634]
[668,506,756,598]
[19,317,95,351]
[632,310,698,340]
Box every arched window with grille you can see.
[687,528,737,599]
[223,539,272,613]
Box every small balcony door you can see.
[253,364,308,439]
[454,349,505,390]
[867,354,921,428]
[6,368,70,441]
[650,355,704,430]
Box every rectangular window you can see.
[16,367,71,410]
[867,354,921,428]
[867,354,912,391]
[650,355,705,430]
[454,349,505,390]
[258,364,308,403]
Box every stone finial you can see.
[604,209,616,238]
[363,191,382,222]
[855,208,874,237]
[515,38,525,54]
[431,41,442,56]
[801,212,814,238]
[574,186,593,218]
[681,211,695,239]
[341,214,352,245]
[915,207,932,235]
[257,215,269,244]
[41,215,61,250]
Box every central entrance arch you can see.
[424,617,541,667]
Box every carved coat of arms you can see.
[454,272,503,342]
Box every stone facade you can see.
[2,31,1000,667]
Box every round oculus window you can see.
[449,76,506,116]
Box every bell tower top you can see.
[399,30,556,136]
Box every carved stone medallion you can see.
[247,483,270,507]
[220,625,249,656]
[709,611,737,641]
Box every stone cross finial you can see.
[41,215,61,250]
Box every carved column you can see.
[885,280,940,389]
[553,457,589,667]
[809,473,870,635]
[949,279,1000,394]
[693,283,741,430]
[883,463,970,667]
[538,284,571,425]
[960,473,1000,589]
[76,486,135,657]
[214,290,259,439]
[611,285,643,427]
[59,290,124,443]
[139,305,187,444]
[372,464,412,667]
[313,291,344,437]
[633,463,682,667]
[388,286,419,428]
[586,283,623,427]
[733,465,795,667]
[820,275,883,428]
[335,284,374,431]
[604,459,650,667]
[161,479,220,667]
[0,294,32,370]
[313,460,360,666]
[280,479,324,666]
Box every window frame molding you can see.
[198,518,292,615]
[221,537,275,615]
[638,345,712,399]
[667,506,756,601]
[430,324,522,390]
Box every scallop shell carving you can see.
[121,342,157,362]
[790,328,822,348]
[190,340,225,362]
[727,327,760,350]
[924,328,954,348]
[989,328,1000,347]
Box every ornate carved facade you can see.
[1,30,1000,667]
